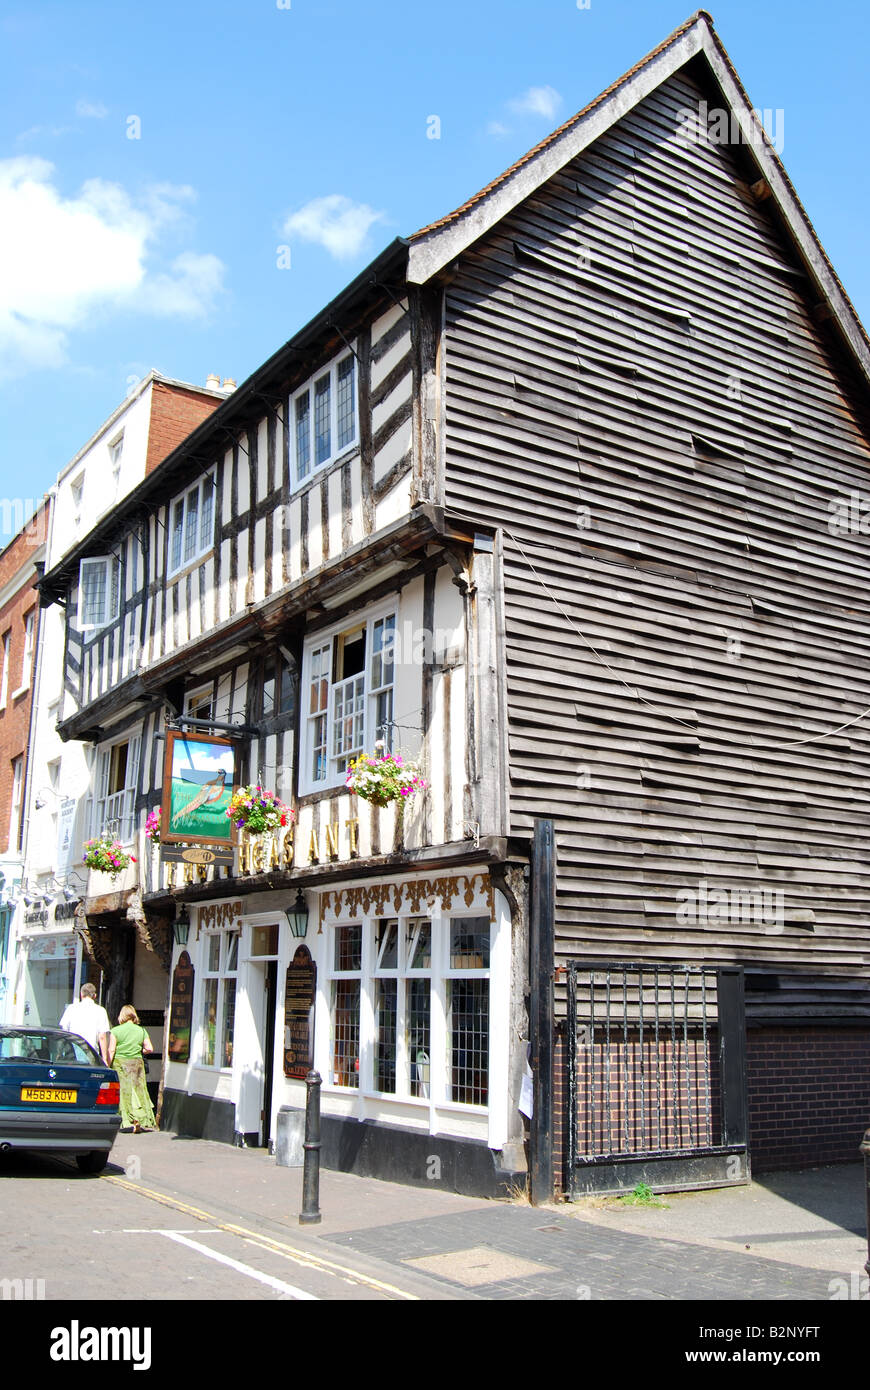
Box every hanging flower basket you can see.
[345,750,427,807]
[83,835,136,879]
[144,808,162,845]
[226,785,294,835]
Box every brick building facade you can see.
[0,500,50,858]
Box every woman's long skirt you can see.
[114,1057,157,1130]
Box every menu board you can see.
[284,945,316,1079]
[167,951,194,1062]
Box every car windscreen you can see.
[0,1033,100,1065]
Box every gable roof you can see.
[407,10,870,390]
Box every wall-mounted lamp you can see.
[285,889,309,940]
[173,902,190,946]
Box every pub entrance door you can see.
[260,960,277,1148]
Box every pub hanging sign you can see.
[161,730,238,849]
[283,945,316,1080]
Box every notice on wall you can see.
[167,950,194,1062]
[283,945,316,1080]
[57,798,77,873]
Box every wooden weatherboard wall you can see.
[440,69,870,1020]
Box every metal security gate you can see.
[565,962,748,1196]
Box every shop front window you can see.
[200,930,238,1068]
[22,935,78,1028]
[325,913,490,1108]
[330,924,361,1088]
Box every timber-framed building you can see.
[39,12,870,1195]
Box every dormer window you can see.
[169,473,214,577]
[292,351,357,486]
[78,556,120,634]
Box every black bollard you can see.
[856,1128,861,1278]
[299,1069,322,1225]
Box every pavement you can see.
[96,1128,869,1302]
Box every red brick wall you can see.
[553,1020,869,1191]
[145,382,222,476]
[746,1026,870,1171]
[0,498,50,854]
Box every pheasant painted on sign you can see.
[165,734,235,842]
[171,769,228,828]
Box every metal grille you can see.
[331,979,360,1088]
[337,356,355,448]
[566,963,746,1191]
[295,393,311,480]
[374,979,397,1093]
[448,978,489,1105]
[314,374,331,464]
[407,979,430,1097]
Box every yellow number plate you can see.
[20,1087,77,1103]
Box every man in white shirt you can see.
[60,983,112,1064]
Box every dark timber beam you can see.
[529,817,555,1205]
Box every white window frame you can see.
[196,928,239,1070]
[168,473,215,578]
[89,732,141,843]
[20,609,34,691]
[290,349,358,488]
[77,556,120,636]
[9,755,23,850]
[109,432,124,486]
[299,603,397,795]
[0,631,9,709]
[185,686,214,722]
[322,910,492,1112]
[70,473,84,532]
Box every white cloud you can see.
[486,120,511,138]
[283,194,385,261]
[137,251,226,319]
[508,85,563,122]
[0,157,225,375]
[75,99,108,119]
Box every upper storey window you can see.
[169,474,214,576]
[78,556,120,635]
[292,351,357,486]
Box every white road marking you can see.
[119,1228,221,1235]
[157,1229,319,1300]
[105,1175,421,1299]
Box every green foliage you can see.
[616,1181,669,1208]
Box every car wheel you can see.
[76,1151,109,1175]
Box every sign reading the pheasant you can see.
[161,730,238,848]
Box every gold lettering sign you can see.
[324,823,339,860]
[199,901,244,931]
[308,829,319,863]
[347,818,359,857]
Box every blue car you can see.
[0,1026,121,1174]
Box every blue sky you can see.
[1,0,868,541]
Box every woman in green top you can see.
[111,1005,157,1133]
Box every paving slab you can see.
[88,1131,869,1301]
[565,1163,868,1276]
